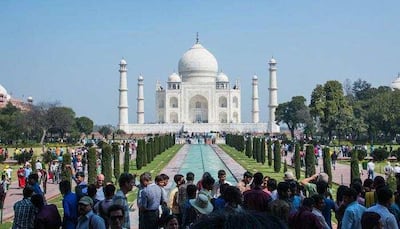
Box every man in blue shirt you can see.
[76,196,106,229]
[341,187,366,229]
[366,187,399,229]
[60,180,78,229]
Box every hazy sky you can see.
[1,1,399,126]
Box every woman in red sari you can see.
[17,166,25,188]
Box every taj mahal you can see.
[117,38,280,135]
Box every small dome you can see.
[120,58,127,65]
[168,73,181,82]
[216,72,229,82]
[0,84,10,100]
[178,43,218,83]
[269,58,276,64]
[392,75,400,90]
[138,75,144,81]
[253,75,258,80]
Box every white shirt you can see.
[367,161,375,171]
[95,186,105,201]
[394,166,400,174]
[35,162,42,170]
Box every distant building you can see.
[0,84,33,111]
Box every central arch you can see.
[189,95,208,123]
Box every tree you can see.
[260,138,266,164]
[98,125,113,139]
[101,142,113,183]
[112,143,121,180]
[309,81,353,141]
[47,106,76,139]
[136,140,144,170]
[276,96,312,139]
[350,149,360,183]
[245,136,252,158]
[323,147,332,185]
[273,140,281,172]
[124,142,130,173]
[0,102,24,143]
[305,145,315,177]
[61,152,72,183]
[87,147,97,184]
[75,116,94,135]
[294,143,301,180]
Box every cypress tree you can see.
[112,143,120,181]
[142,140,148,166]
[294,143,301,180]
[245,136,252,158]
[323,147,332,185]
[252,137,257,160]
[136,140,144,170]
[61,152,72,183]
[273,140,281,172]
[124,142,130,173]
[87,147,97,184]
[305,145,315,178]
[283,159,287,172]
[350,149,360,183]
[261,138,266,164]
[148,138,154,162]
[267,139,273,167]
[101,143,113,183]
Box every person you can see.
[394,163,400,175]
[27,173,43,196]
[311,194,330,229]
[35,159,42,171]
[178,172,195,213]
[316,181,335,229]
[301,173,329,197]
[243,172,272,212]
[108,204,126,229]
[0,174,10,202]
[17,166,26,188]
[140,174,164,229]
[366,186,399,229]
[95,174,105,202]
[94,184,116,228]
[198,173,215,201]
[267,178,278,199]
[268,182,292,224]
[367,159,375,179]
[74,171,88,199]
[341,187,367,229]
[163,214,179,229]
[289,197,323,229]
[182,184,199,228]
[76,196,106,229]
[331,151,338,170]
[12,187,36,229]
[168,174,185,224]
[361,211,382,229]
[31,194,62,229]
[237,171,253,194]
[384,162,393,179]
[212,169,232,198]
[137,172,151,229]
[113,172,135,229]
[5,165,12,180]
[24,164,32,184]
[59,180,78,229]
[190,193,214,218]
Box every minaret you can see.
[252,75,259,123]
[137,74,145,124]
[268,58,280,133]
[118,58,128,129]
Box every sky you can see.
[1,1,399,126]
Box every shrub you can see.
[371,148,389,162]
[273,140,281,173]
[124,142,130,173]
[267,139,272,167]
[112,143,120,181]
[350,149,360,183]
[323,147,332,185]
[61,152,72,183]
[101,143,112,183]
[87,147,97,184]
[294,143,301,180]
[305,145,315,177]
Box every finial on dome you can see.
[196,32,199,44]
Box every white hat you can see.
[189,194,213,215]
[284,171,295,181]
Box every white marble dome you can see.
[0,84,10,101]
[253,75,258,80]
[216,72,229,82]
[178,43,218,83]
[120,58,127,65]
[269,58,276,64]
[392,75,400,90]
[168,73,181,82]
